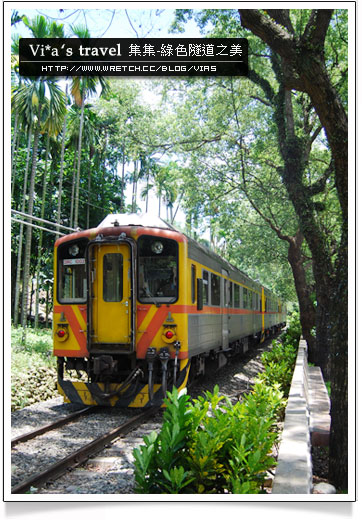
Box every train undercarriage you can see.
[56,323,285,408]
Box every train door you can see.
[91,243,132,349]
[221,269,229,349]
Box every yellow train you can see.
[53,214,287,407]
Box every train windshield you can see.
[57,238,88,303]
[138,235,178,303]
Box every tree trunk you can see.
[328,231,348,489]
[11,111,19,199]
[56,111,68,236]
[34,134,50,329]
[287,231,316,358]
[21,104,42,329]
[132,160,138,213]
[74,96,85,229]
[70,148,77,227]
[13,128,32,326]
[120,144,125,213]
[145,169,150,213]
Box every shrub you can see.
[258,341,297,396]
[133,384,285,494]
[279,311,302,349]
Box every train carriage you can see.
[53,214,287,408]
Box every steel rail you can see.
[11,407,95,448]
[11,406,160,494]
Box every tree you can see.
[70,24,109,229]
[172,7,349,488]
[12,77,66,328]
[55,86,70,237]
[238,8,348,489]
[12,15,67,329]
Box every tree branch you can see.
[250,95,271,107]
[265,9,295,34]
[247,68,275,103]
[307,161,334,196]
[302,9,334,50]
[239,9,295,61]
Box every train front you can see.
[53,214,190,408]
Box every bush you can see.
[133,384,285,494]
[280,311,302,349]
[258,341,297,396]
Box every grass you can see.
[12,326,55,368]
[11,326,58,410]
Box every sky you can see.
[12,7,203,40]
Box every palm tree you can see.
[12,124,33,326]
[11,15,67,329]
[11,36,23,200]
[55,86,71,236]
[13,77,66,327]
[70,24,109,229]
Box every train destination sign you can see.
[19,38,248,77]
[63,258,86,265]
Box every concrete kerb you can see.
[272,338,332,494]
[272,339,313,494]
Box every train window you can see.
[58,238,88,303]
[191,264,196,304]
[103,253,123,302]
[138,236,178,303]
[202,270,209,305]
[211,273,220,306]
[249,291,253,309]
[243,288,247,309]
[234,284,240,308]
[229,282,232,307]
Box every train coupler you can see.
[159,347,170,397]
[146,347,157,403]
[173,341,181,386]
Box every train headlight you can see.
[151,241,163,254]
[69,244,79,256]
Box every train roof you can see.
[98,213,178,231]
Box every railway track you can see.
[11,406,95,448]
[10,337,277,495]
[11,406,160,494]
